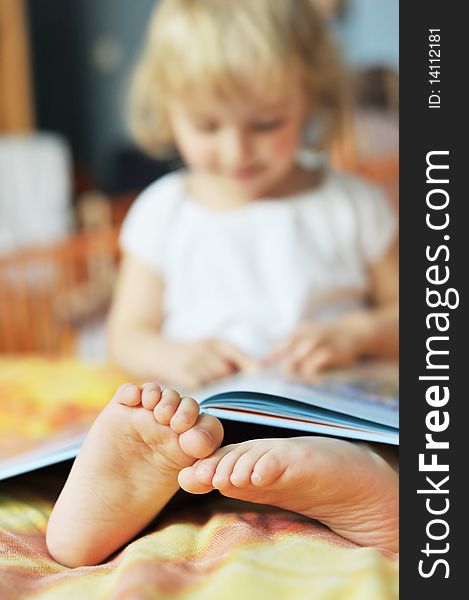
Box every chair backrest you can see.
[0,227,119,354]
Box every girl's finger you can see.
[298,347,334,379]
[263,335,299,364]
[277,337,321,374]
[286,337,321,366]
[215,341,258,372]
[204,352,235,380]
[186,352,234,389]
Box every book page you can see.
[198,361,399,428]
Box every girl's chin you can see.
[229,184,268,201]
[200,171,282,201]
[224,175,273,198]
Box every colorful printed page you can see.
[198,362,399,445]
[0,356,127,480]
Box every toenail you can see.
[196,464,211,475]
[251,472,262,484]
[193,427,214,443]
[161,403,174,411]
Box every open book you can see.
[197,361,398,446]
[0,357,398,481]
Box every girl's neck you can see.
[185,165,323,212]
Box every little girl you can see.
[46,0,399,567]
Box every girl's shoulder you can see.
[322,169,397,263]
[310,168,393,223]
[128,169,187,217]
[119,170,188,272]
[288,168,387,214]
[321,168,385,205]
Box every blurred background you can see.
[0,0,398,362]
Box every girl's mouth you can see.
[230,166,262,180]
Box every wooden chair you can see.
[0,226,119,354]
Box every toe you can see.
[113,383,141,407]
[212,446,250,489]
[230,446,269,488]
[251,449,285,487]
[193,461,218,485]
[178,466,214,494]
[169,396,199,434]
[153,388,181,425]
[189,448,232,485]
[178,414,224,459]
[141,383,162,410]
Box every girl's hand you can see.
[167,339,257,390]
[264,320,368,381]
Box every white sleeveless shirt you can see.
[120,169,397,358]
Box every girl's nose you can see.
[222,127,252,167]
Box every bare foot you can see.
[178,437,398,552]
[46,383,223,567]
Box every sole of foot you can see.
[46,383,224,566]
[178,436,398,552]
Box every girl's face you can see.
[167,82,308,203]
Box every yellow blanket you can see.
[0,473,397,600]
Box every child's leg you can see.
[179,437,398,552]
[46,383,223,567]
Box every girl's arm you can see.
[107,253,254,387]
[338,237,399,359]
[107,252,173,381]
[265,238,399,375]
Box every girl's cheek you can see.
[189,150,214,170]
[179,138,214,169]
[269,128,302,160]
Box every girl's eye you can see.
[251,119,285,132]
[193,121,219,133]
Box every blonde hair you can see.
[129,0,348,157]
